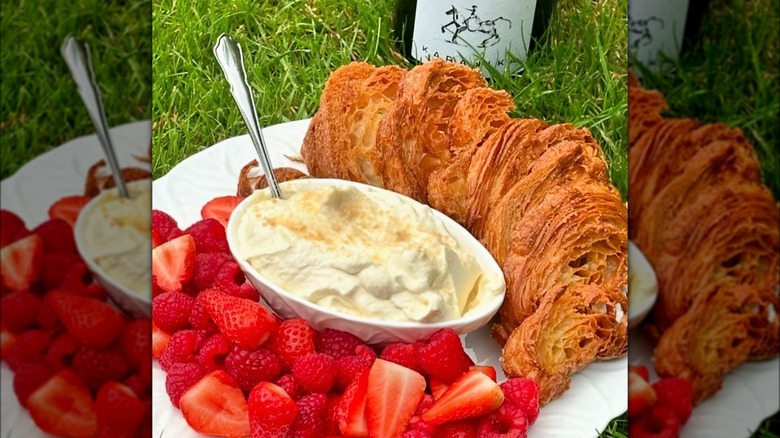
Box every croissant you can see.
[297,59,628,404]
[628,75,779,403]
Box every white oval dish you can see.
[74,179,152,318]
[627,240,657,329]
[227,177,506,345]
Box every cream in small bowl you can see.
[628,240,658,329]
[227,178,506,344]
[74,179,152,317]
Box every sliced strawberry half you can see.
[96,381,147,438]
[152,233,195,293]
[201,196,243,227]
[470,365,497,381]
[422,368,504,426]
[339,368,370,437]
[179,370,250,438]
[200,289,278,349]
[366,358,426,438]
[629,364,650,381]
[248,381,298,438]
[48,195,91,227]
[27,370,97,438]
[152,322,171,358]
[429,378,449,401]
[628,371,657,417]
[45,290,125,348]
[1,233,43,292]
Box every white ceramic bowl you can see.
[628,240,658,329]
[74,180,152,318]
[227,178,506,345]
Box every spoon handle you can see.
[61,35,129,199]
[213,35,282,199]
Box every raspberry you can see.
[409,415,436,434]
[317,328,366,359]
[418,329,473,384]
[235,282,260,301]
[628,403,682,438]
[166,361,205,407]
[289,393,328,438]
[499,378,540,424]
[13,362,52,407]
[6,329,53,371]
[224,345,283,393]
[124,373,150,400]
[35,299,64,332]
[159,329,202,372]
[188,299,218,333]
[276,374,303,400]
[184,219,229,253]
[1,291,42,331]
[476,402,528,437]
[1,210,29,247]
[198,333,232,372]
[45,333,79,371]
[212,262,254,298]
[380,342,422,373]
[192,252,233,290]
[32,219,76,254]
[72,346,130,391]
[152,292,194,333]
[433,419,477,438]
[152,210,183,241]
[652,377,693,424]
[400,430,432,438]
[59,262,106,300]
[415,394,435,415]
[121,318,152,371]
[273,318,317,369]
[334,344,376,390]
[39,253,81,290]
[292,352,336,394]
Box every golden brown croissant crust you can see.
[298,59,628,404]
[629,75,779,404]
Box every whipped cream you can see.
[236,182,503,323]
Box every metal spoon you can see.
[213,34,283,199]
[61,35,129,198]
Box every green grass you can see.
[634,0,779,197]
[151,0,629,199]
[0,0,152,180]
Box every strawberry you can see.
[152,322,171,358]
[339,368,370,437]
[652,377,693,424]
[27,370,97,438]
[628,371,657,417]
[72,346,131,391]
[200,289,278,349]
[96,381,147,438]
[1,234,43,292]
[272,317,317,369]
[179,370,250,438]
[248,381,298,438]
[629,364,650,381]
[1,210,30,247]
[629,403,682,438]
[499,377,540,424]
[422,368,504,426]
[33,218,77,254]
[201,196,243,227]
[1,327,18,359]
[430,378,449,400]
[13,362,53,407]
[120,318,152,371]
[470,365,497,381]
[1,291,42,331]
[152,230,164,248]
[45,290,125,348]
[151,233,196,293]
[367,359,427,438]
[48,196,90,227]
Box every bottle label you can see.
[410,1,537,70]
[629,0,690,73]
